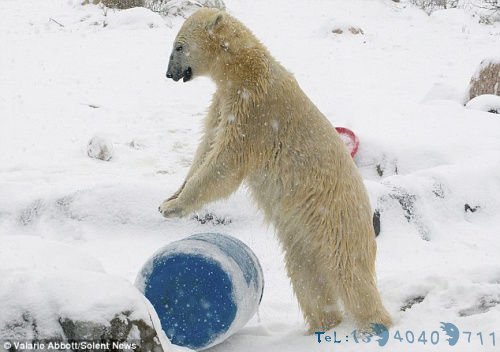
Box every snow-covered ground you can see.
[1,0,499,351]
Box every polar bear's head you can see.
[166,8,265,83]
[166,9,226,82]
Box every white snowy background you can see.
[0,0,499,351]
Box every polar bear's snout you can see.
[166,65,192,82]
[166,51,193,82]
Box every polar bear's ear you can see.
[206,12,224,31]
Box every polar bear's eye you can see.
[176,45,183,52]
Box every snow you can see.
[421,82,469,104]
[270,119,279,132]
[104,7,166,29]
[1,0,500,351]
[0,236,104,273]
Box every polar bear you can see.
[159,8,392,333]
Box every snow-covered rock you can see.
[0,272,168,350]
[430,8,474,25]
[0,237,178,352]
[466,94,500,114]
[145,0,226,18]
[421,82,468,103]
[105,6,167,29]
[87,136,114,161]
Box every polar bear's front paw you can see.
[159,198,186,218]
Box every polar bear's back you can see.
[243,64,375,248]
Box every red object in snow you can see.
[335,127,359,158]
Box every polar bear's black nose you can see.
[166,72,173,78]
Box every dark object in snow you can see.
[400,295,425,311]
[192,212,232,225]
[432,182,445,198]
[376,164,384,177]
[464,204,480,213]
[136,233,264,350]
[458,296,500,317]
[390,188,417,223]
[373,210,381,237]
[19,199,44,226]
[87,136,114,161]
[383,186,430,241]
[331,26,364,35]
[375,157,399,177]
[335,127,359,158]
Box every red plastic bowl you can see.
[335,127,359,158]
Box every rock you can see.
[87,136,114,161]
[86,0,145,9]
[468,58,500,101]
[58,312,165,352]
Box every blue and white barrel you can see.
[135,233,264,350]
